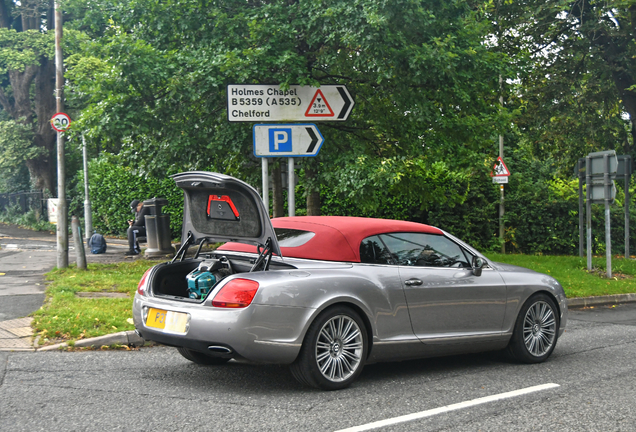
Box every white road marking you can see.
[334,383,560,432]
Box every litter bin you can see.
[143,197,175,257]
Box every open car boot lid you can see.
[172,171,281,257]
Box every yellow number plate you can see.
[146,308,189,334]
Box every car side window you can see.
[379,233,471,268]
[359,235,394,265]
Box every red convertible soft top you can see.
[216,216,443,262]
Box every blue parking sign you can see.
[253,124,324,157]
[269,128,292,152]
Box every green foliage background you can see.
[70,154,184,237]
[3,0,636,257]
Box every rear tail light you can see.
[211,279,259,308]
[137,268,152,296]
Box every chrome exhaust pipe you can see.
[208,345,232,354]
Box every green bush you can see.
[71,153,183,238]
[74,149,636,256]
[0,204,56,232]
[426,169,501,252]
[486,146,635,256]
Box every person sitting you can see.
[126,199,150,256]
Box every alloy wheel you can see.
[315,314,364,382]
[523,301,557,357]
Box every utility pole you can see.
[55,1,68,268]
[499,75,505,254]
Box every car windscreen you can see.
[274,228,316,247]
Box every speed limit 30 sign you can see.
[50,112,71,132]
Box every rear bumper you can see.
[133,294,314,364]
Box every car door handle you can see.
[404,279,423,286]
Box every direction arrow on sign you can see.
[228,84,354,122]
[253,124,324,157]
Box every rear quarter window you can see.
[275,228,316,247]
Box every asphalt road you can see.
[0,223,134,321]
[0,225,55,321]
[1,303,635,431]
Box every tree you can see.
[66,0,510,216]
[496,0,635,171]
[0,0,57,193]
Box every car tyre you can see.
[291,305,368,390]
[506,293,559,363]
[177,347,231,365]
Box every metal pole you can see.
[55,1,67,268]
[604,154,612,278]
[82,134,92,240]
[261,158,269,216]
[499,76,505,254]
[625,157,630,259]
[288,157,295,217]
[579,166,584,257]
[586,156,592,271]
[499,184,504,253]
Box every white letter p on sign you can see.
[274,131,288,150]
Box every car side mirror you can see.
[472,256,484,277]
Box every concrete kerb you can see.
[36,330,145,351]
[567,292,636,308]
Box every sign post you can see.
[228,84,354,216]
[619,155,633,258]
[253,124,325,216]
[82,134,92,241]
[490,156,511,252]
[604,154,612,278]
[288,158,295,217]
[576,155,632,260]
[584,150,618,277]
[261,158,269,216]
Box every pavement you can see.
[0,222,156,352]
[1,221,636,352]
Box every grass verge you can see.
[33,254,636,345]
[32,260,160,346]
[487,253,636,298]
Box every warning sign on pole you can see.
[490,156,510,177]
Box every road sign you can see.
[50,112,71,132]
[490,156,510,177]
[575,154,630,179]
[228,85,354,122]
[492,176,508,184]
[587,150,618,176]
[589,180,616,203]
[253,124,324,157]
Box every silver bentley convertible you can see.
[133,171,568,390]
